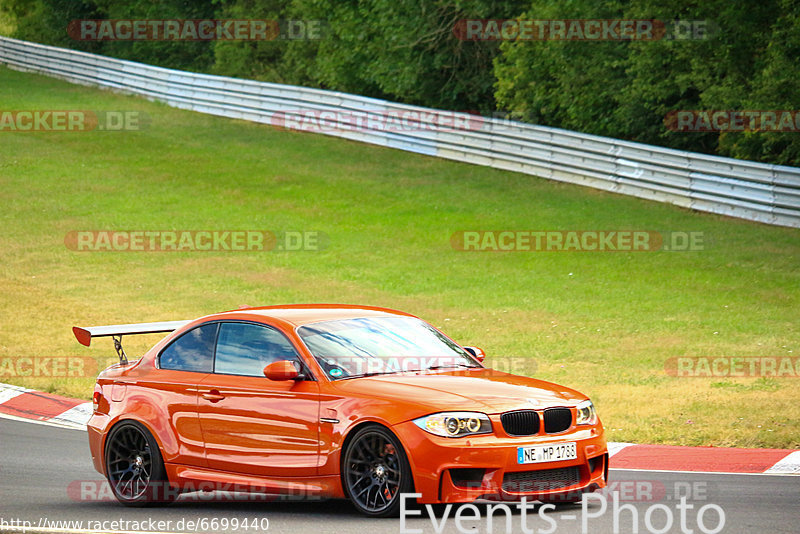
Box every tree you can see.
[494,0,800,165]
[3,0,105,53]
[293,0,527,112]
[97,0,216,71]
[494,0,630,136]
[719,0,800,165]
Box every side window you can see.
[215,322,300,377]
[159,323,217,373]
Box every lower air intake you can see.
[502,466,580,493]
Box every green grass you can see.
[0,11,14,36]
[1,65,798,448]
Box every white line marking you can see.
[607,442,635,457]
[611,467,799,477]
[0,412,87,431]
[764,450,800,474]
[49,402,92,428]
[0,383,32,404]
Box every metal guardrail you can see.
[1,36,799,228]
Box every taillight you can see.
[92,387,102,412]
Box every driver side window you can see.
[214,322,300,377]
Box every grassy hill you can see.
[1,65,798,448]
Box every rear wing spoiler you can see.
[73,320,191,365]
[72,320,191,347]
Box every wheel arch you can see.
[102,417,171,480]
[102,393,183,466]
[339,419,418,492]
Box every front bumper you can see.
[393,418,607,504]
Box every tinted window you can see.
[159,323,217,373]
[215,322,299,377]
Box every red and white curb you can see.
[0,382,92,429]
[1,382,797,475]
[607,441,799,475]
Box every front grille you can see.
[501,410,539,436]
[502,466,580,493]
[543,407,572,433]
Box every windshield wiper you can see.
[344,370,402,379]
[425,362,479,371]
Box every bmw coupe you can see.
[74,304,607,517]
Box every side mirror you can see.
[463,346,486,363]
[263,360,300,381]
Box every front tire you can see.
[105,420,177,506]
[342,424,414,517]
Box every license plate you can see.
[517,442,577,464]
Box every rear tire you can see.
[105,420,177,506]
[342,424,414,517]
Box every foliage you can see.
[97,0,216,71]
[495,0,800,164]
[4,0,799,164]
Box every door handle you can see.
[201,390,225,402]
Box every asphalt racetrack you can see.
[1,417,797,534]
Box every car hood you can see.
[331,368,588,420]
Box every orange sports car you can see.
[74,304,607,517]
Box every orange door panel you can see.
[197,373,321,477]
[138,320,219,466]
[132,371,208,467]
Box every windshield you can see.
[297,316,480,379]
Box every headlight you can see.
[576,400,597,425]
[413,412,493,438]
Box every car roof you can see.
[209,304,417,327]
